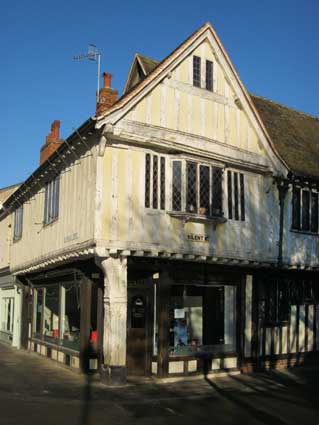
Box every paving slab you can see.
[0,342,318,425]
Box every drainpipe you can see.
[276,179,289,267]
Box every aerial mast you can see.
[73,44,101,102]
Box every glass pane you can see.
[193,56,201,87]
[34,288,43,337]
[160,157,166,210]
[199,165,210,215]
[302,190,310,231]
[62,283,81,351]
[311,192,318,233]
[240,173,245,221]
[152,155,158,209]
[234,172,239,220]
[43,286,60,343]
[206,60,213,91]
[172,161,182,211]
[227,171,233,219]
[186,162,197,213]
[292,187,301,230]
[169,285,236,357]
[145,154,151,208]
[212,167,223,216]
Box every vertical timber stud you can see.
[238,275,246,370]
[244,275,253,370]
[157,270,171,378]
[96,283,104,369]
[80,276,92,373]
[21,285,31,350]
[100,257,128,385]
[277,179,289,267]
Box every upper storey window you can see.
[44,175,60,224]
[193,56,201,87]
[292,187,318,234]
[145,153,166,210]
[172,160,223,217]
[193,56,214,91]
[227,171,245,221]
[205,60,213,91]
[13,205,23,241]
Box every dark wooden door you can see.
[127,286,153,376]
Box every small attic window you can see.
[193,56,201,87]
[206,60,213,91]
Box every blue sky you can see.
[1,0,318,188]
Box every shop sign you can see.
[187,233,209,242]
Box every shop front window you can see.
[33,288,43,338]
[169,284,236,357]
[1,298,14,334]
[43,286,60,342]
[61,283,81,351]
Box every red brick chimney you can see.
[96,72,118,117]
[40,120,63,165]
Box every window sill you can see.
[12,237,22,244]
[43,217,58,228]
[290,229,319,237]
[167,211,227,224]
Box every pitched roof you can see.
[121,52,319,179]
[250,95,319,178]
[0,184,21,204]
[137,53,160,75]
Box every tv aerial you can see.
[73,44,101,102]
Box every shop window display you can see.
[169,285,236,357]
[33,288,43,338]
[61,283,81,351]
[43,286,60,342]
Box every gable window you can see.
[193,56,201,88]
[172,160,223,217]
[13,205,23,240]
[44,175,60,224]
[144,153,166,210]
[227,170,245,221]
[292,186,318,233]
[205,60,213,91]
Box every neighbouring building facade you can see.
[0,23,318,385]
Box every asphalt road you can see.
[0,343,318,425]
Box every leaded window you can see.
[292,186,319,234]
[172,160,223,217]
[206,60,213,91]
[144,153,166,210]
[193,56,201,88]
[13,205,23,240]
[172,161,182,211]
[44,175,60,224]
[227,171,245,221]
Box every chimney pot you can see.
[103,72,112,88]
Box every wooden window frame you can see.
[13,205,23,241]
[44,175,60,225]
[292,186,319,234]
[193,56,201,88]
[171,159,224,218]
[227,170,245,221]
[144,153,166,211]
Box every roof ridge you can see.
[250,93,319,121]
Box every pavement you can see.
[0,342,318,425]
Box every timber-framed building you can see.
[0,23,318,385]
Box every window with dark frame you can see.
[144,153,166,211]
[44,175,60,224]
[292,186,319,234]
[13,205,23,240]
[206,60,213,91]
[193,56,201,88]
[227,170,245,221]
[172,159,223,217]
